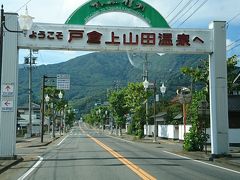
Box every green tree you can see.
[183,90,209,151]
[65,108,75,127]
[181,55,239,151]
[227,55,239,94]
[108,88,129,135]
[181,55,239,94]
[84,108,98,126]
[95,105,110,130]
[124,82,148,138]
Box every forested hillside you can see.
[18,52,207,114]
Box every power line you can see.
[4,0,33,22]
[227,43,240,52]
[227,38,240,48]
[226,13,240,27]
[166,0,185,19]
[177,0,208,27]
[171,0,201,26]
[15,0,33,12]
[169,0,192,24]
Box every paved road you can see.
[1,123,240,180]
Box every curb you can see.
[0,156,23,174]
[214,157,240,168]
[27,137,60,147]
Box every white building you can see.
[17,103,41,135]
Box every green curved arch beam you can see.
[65,0,170,28]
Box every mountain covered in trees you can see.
[18,52,206,115]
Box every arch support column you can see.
[0,13,19,158]
[209,21,229,156]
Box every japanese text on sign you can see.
[57,74,70,90]
[19,24,212,54]
[29,30,203,47]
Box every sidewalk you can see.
[16,134,60,147]
[0,134,61,174]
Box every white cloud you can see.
[226,39,234,50]
[5,0,240,26]
[87,12,148,27]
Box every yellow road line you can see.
[88,135,156,180]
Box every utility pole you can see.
[142,54,149,81]
[41,75,46,143]
[29,49,32,137]
[143,53,150,136]
[24,49,37,137]
[51,103,55,138]
[153,81,157,142]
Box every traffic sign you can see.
[1,100,14,112]
[57,74,70,90]
[2,83,14,97]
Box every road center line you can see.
[17,156,43,180]
[57,135,69,146]
[163,150,240,174]
[88,134,156,180]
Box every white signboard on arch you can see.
[18,23,213,54]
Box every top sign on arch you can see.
[65,0,170,28]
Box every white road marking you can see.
[106,134,136,144]
[163,150,240,174]
[17,156,43,180]
[57,135,69,146]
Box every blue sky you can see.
[3,0,240,64]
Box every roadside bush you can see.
[183,126,208,151]
[183,90,209,151]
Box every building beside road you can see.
[17,103,41,136]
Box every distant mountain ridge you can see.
[18,52,206,114]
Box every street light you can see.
[142,79,157,141]
[63,104,67,133]
[45,94,50,134]
[160,83,166,95]
[17,7,34,34]
[58,91,63,99]
[0,5,33,93]
[105,110,108,130]
[143,78,150,136]
[58,91,63,135]
[25,50,37,138]
[143,79,150,90]
[45,94,50,102]
[143,80,167,142]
